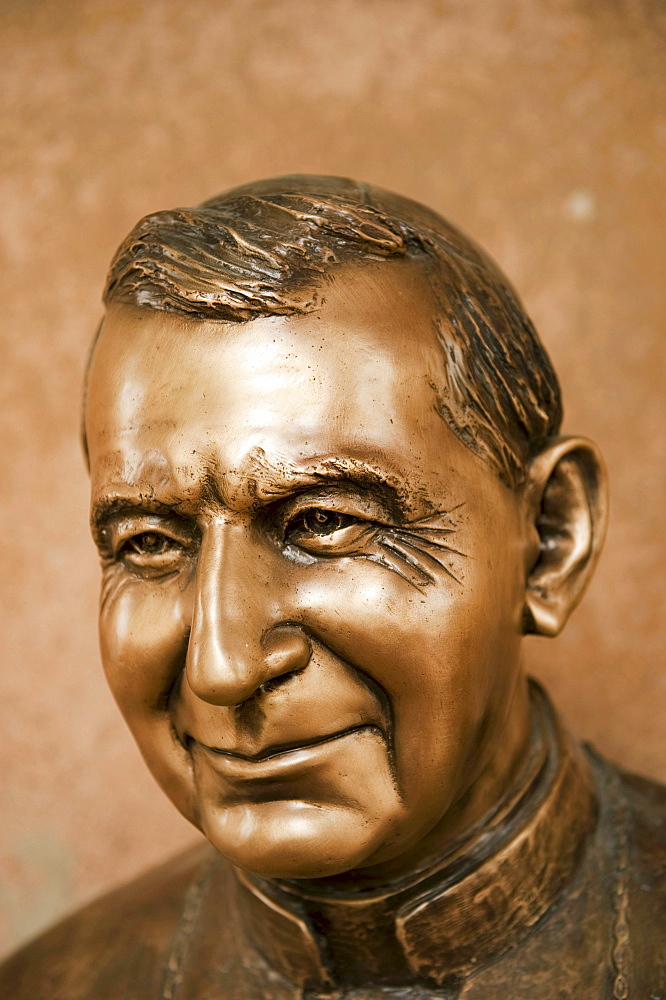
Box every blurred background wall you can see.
[1,0,665,957]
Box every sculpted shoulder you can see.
[621,765,666,870]
[0,842,211,1000]
[620,767,666,988]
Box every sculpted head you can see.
[84,175,608,881]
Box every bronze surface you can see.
[3,2,666,959]
[3,174,665,994]
[2,688,664,997]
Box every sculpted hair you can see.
[104,174,562,488]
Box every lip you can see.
[191,724,382,782]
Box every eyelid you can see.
[277,489,395,527]
[288,520,376,557]
[104,514,195,552]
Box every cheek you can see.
[290,555,522,788]
[99,569,191,715]
[292,556,512,688]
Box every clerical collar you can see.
[233,683,598,993]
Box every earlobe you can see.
[523,437,609,637]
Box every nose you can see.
[185,518,311,706]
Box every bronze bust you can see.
[2,175,664,998]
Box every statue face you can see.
[86,261,531,879]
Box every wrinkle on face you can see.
[91,452,437,543]
[85,265,531,881]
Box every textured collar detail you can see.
[235,685,598,991]
[235,871,333,991]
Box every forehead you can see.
[85,261,484,510]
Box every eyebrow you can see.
[90,457,415,536]
[232,456,413,516]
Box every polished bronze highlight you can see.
[1,176,664,999]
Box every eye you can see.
[294,509,354,536]
[120,531,186,570]
[284,508,374,556]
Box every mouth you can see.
[185,725,386,798]
[197,723,378,763]
[190,724,388,809]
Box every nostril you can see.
[257,673,293,696]
[262,626,312,679]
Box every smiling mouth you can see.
[197,723,379,763]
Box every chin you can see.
[199,797,395,878]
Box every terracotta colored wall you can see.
[1,0,664,957]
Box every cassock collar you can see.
[234,683,598,993]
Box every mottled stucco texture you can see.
[1,0,664,957]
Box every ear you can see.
[523,437,609,637]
